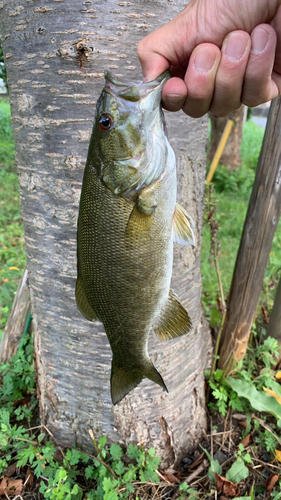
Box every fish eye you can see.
[98,114,113,131]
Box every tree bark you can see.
[0,0,211,467]
[218,96,281,372]
[207,106,246,169]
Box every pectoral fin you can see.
[125,195,156,241]
[173,203,195,246]
[75,277,97,321]
[154,289,192,341]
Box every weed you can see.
[0,335,165,500]
[255,430,278,454]
[207,332,281,418]
[206,368,244,417]
[0,332,36,408]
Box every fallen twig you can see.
[185,459,209,484]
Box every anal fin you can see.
[154,289,192,341]
[75,277,97,321]
[173,203,195,246]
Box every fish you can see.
[76,70,195,405]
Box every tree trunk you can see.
[218,96,281,372]
[207,106,246,169]
[0,0,211,467]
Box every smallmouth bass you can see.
[76,71,195,405]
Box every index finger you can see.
[137,9,197,81]
[137,32,174,81]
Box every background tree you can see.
[207,106,247,170]
[0,0,211,466]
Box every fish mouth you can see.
[104,69,170,87]
[144,70,171,86]
[104,70,170,103]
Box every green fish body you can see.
[76,71,195,405]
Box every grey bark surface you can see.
[0,0,211,466]
[218,96,281,372]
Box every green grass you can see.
[0,96,16,172]
[0,97,25,338]
[202,119,281,315]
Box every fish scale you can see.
[76,71,195,405]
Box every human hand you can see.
[137,0,281,117]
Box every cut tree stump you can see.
[0,268,31,363]
[218,96,281,372]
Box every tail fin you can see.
[111,359,168,405]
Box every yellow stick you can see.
[206,118,234,183]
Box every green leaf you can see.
[103,477,115,493]
[187,489,200,500]
[213,369,224,381]
[114,460,125,476]
[125,482,135,493]
[68,449,82,465]
[71,484,80,495]
[104,492,118,500]
[226,459,249,483]
[85,466,95,480]
[99,436,107,449]
[226,377,281,420]
[244,453,252,464]
[33,461,45,478]
[110,443,123,461]
[200,446,221,483]
[209,307,221,328]
[179,482,188,492]
[58,468,67,480]
[127,444,140,460]
[123,464,137,483]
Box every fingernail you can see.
[224,33,248,61]
[165,94,185,104]
[251,28,269,54]
[194,48,217,73]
